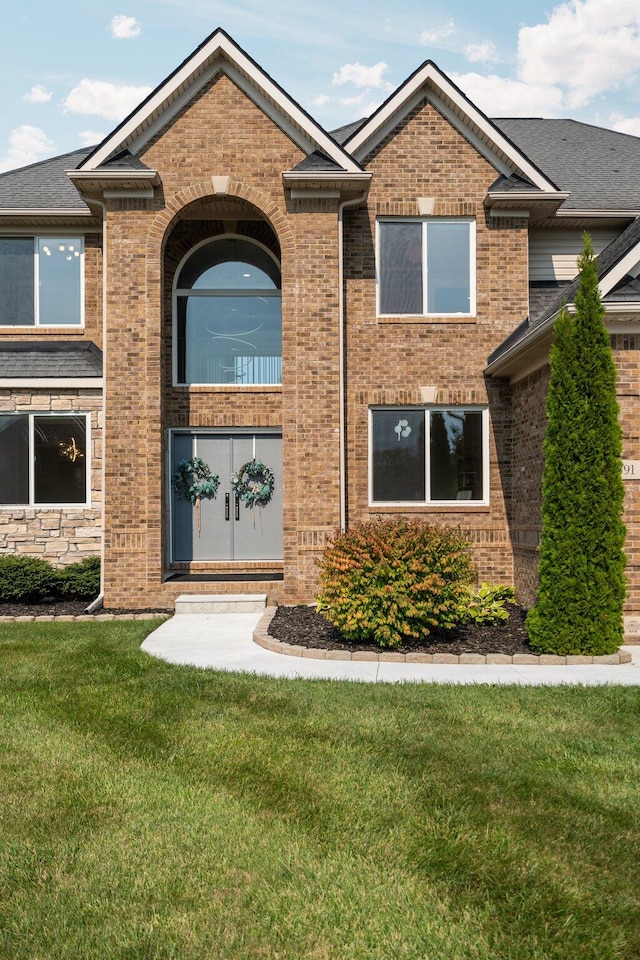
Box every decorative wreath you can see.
[172,457,220,505]
[232,458,275,510]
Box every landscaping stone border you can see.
[0,613,170,622]
[253,609,633,665]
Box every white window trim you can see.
[0,235,85,329]
[0,411,91,508]
[172,234,282,387]
[376,218,476,318]
[368,406,489,507]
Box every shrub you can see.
[0,555,59,603]
[56,557,101,600]
[0,554,101,604]
[526,236,626,656]
[458,582,515,625]
[316,518,473,648]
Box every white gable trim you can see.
[598,240,640,297]
[346,62,559,193]
[80,30,361,175]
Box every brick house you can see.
[0,28,639,630]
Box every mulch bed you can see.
[269,603,535,656]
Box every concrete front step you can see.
[174,593,267,615]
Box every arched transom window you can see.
[175,237,282,385]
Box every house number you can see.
[622,460,640,480]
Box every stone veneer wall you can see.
[0,389,102,564]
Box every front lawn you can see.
[1,621,639,959]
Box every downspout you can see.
[85,197,107,613]
[338,191,369,532]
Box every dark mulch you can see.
[269,603,535,656]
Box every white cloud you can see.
[451,73,565,118]
[110,14,141,39]
[312,94,330,107]
[23,84,52,104]
[78,130,105,146]
[610,113,640,137]
[63,78,152,120]
[518,0,640,108]
[332,61,390,90]
[420,19,456,45]
[465,42,499,64]
[0,125,54,173]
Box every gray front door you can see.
[171,432,283,562]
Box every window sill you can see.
[370,505,490,513]
[0,326,85,335]
[173,384,283,393]
[377,316,477,325]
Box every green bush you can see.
[0,554,100,603]
[56,557,101,600]
[0,555,59,603]
[458,582,515,625]
[526,236,626,656]
[316,518,473,648]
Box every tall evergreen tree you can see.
[526,236,626,655]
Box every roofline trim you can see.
[79,28,362,176]
[345,61,560,193]
[0,209,95,218]
[0,378,103,388]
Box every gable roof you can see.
[494,119,640,212]
[486,217,640,374]
[78,28,363,177]
[343,61,561,195]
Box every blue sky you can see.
[3,0,640,172]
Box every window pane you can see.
[426,222,471,314]
[372,410,425,501]
[179,295,282,384]
[0,415,29,503]
[430,410,483,501]
[38,239,82,326]
[0,239,34,326]
[379,222,422,314]
[178,238,280,290]
[34,416,87,504]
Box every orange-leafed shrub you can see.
[316,518,473,648]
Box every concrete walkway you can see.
[141,612,640,685]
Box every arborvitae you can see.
[526,236,626,655]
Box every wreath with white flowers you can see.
[172,457,220,534]
[232,458,275,511]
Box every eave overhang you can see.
[485,190,570,222]
[282,170,372,201]
[0,209,101,228]
[485,302,640,381]
[67,168,161,199]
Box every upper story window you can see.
[175,237,282,386]
[377,219,475,317]
[0,238,84,327]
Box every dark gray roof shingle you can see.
[0,341,103,378]
[290,150,347,173]
[493,118,640,211]
[0,148,94,211]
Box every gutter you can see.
[338,190,369,531]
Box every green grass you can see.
[1,621,639,960]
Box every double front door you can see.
[171,432,283,562]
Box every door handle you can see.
[225,493,230,521]
[235,494,240,521]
